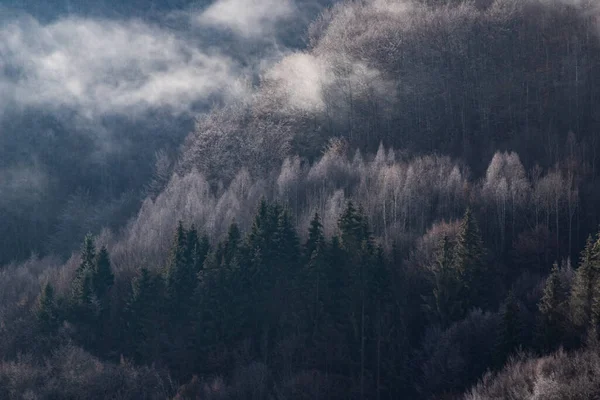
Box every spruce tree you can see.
[36,283,59,334]
[339,201,367,250]
[274,207,300,268]
[496,290,523,366]
[166,221,193,315]
[71,233,96,306]
[453,207,487,309]
[93,246,114,303]
[126,268,165,364]
[570,235,597,329]
[305,212,325,260]
[538,262,567,351]
[427,235,464,327]
[224,223,241,267]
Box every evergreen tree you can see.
[166,221,194,316]
[570,236,597,330]
[339,201,368,250]
[306,212,325,261]
[247,199,278,262]
[592,278,600,332]
[185,225,210,274]
[495,291,523,366]
[93,246,114,303]
[126,268,165,364]
[453,207,487,309]
[274,207,300,267]
[224,222,241,267]
[426,235,464,327]
[36,283,59,335]
[71,233,96,306]
[538,262,568,351]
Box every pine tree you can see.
[570,236,597,329]
[427,235,464,327]
[453,207,487,309]
[126,268,165,364]
[166,221,194,315]
[306,212,325,261]
[71,233,96,305]
[339,201,368,251]
[592,278,600,331]
[274,207,300,268]
[36,283,59,334]
[93,246,114,302]
[496,290,523,366]
[538,262,568,351]
[185,225,210,274]
[224,223,241,267]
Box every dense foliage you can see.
[3,0,600,398]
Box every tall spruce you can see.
[36,283,59,334]
[496,290,523,366]
[454,207,487,309]
[306,212,325,259]
[166,221,194,317]
[427,235,464,327]
[72,233,96,306]
[93,246,114,303]
[538,262,568,351]
[570,235,597,329]
[126,268,165,364]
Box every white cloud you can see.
[265,52,332,112]
[197,0,296,37]
[0,15,249,118]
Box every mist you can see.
[0,0,332,265]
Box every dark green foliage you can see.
[126,268,166,364]
[306,212,325,260]
[538,263,569,351]
[495,291,523,366]
[93,246,114,303]
[425,235,465,327]
[71,233,96,307]
[21,201,600,399]
[36,283,59,335]
[165,221,196,319]
[570,236,598,330]
[185,225,210,275]
[454,208,488,309]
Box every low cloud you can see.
[197,0,296,37]
[0,14,248,119]
[265,52,332,112]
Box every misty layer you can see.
[0,0,330,265]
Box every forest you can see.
[3,0,600,398]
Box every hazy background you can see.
[0,0,333,264]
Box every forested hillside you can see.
[2,0,600,398]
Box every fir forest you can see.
[3,0,600,398]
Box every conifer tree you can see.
[306,212,325,260]
[223,222,241,267]
[166,221,194,316]
[496,291,523,366]
[127,268,165,364]
[453,207,487,308]
[592,278,600,332]
[36,283,59,335]
[539,262,568,351]
[570,235,597,329]
[274,207,300,267]
[339,201,367,250]
[185,225,210,274]
[427,235,464,327]
[71,233,96,306]
[93,246,114,303]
